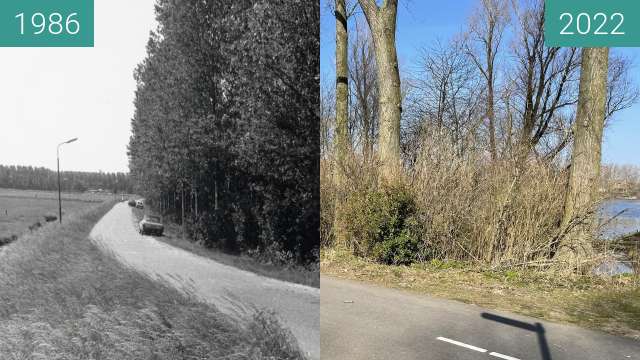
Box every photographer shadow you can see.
[481,312,552,360]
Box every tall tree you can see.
[358,0,402,182]
[335,0,350,166]
[557,48,609,261]
[349,20,378,162]
[465,0,509,161]
[333,0,352,246]
[511,1,580,161]
[129,0,320,263]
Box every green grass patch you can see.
[0,201,304,359]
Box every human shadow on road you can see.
[481,312,552,360]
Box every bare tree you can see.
[409,39,481,157]
[605,54,640,122]
[349,19,379,162]
[333,0,359,246]
[510,0,581,161]
[465,0,510,160]
[335,0,352,168]
[358,0,402,182]
[558,48,609,262]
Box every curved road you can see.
[90,202,319,359]
[322,276,640,360]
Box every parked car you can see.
[139,215,164,236]
[135,200,144,209]
[127,199,136,207]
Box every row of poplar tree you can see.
[0,165,132,193]
[128,0,320,263]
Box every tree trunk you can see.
[334,0,350,246]
[181,183,186,238]
[359,0,402,182]
[557,48,609,263]
[335,0,349,167]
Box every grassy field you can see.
[0,188,114,240]
[322,247,640,340]
[0,200,304,359]
[132,207,320,288]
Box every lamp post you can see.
[57,137,78,224]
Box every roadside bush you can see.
[341,181,421,264]
[372,216,421,265]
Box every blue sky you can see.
[320,0,640,166]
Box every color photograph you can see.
[320,0,640,359]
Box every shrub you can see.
[342,183,421,264]
[372,217,421,265]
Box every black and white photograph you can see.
[0,1,319,359]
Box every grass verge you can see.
[0,201,305,359]
[321,247,640,340]
[133,207,319,288]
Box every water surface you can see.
[599,199,640,240]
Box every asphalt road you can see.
[90,202,320,359]
[321,276,640,360]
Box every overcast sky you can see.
[0,0,157,173]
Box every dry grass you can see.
[132,207,319,288]
[0,201,305,359]
[322,130,611,269]
[321,247,640,340]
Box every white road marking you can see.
[436,337,522,360]
[436,337,488,353]
[490,351,521,360]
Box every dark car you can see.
[138,215,164,236]
[127,199,136,207]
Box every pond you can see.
[598,199,640,240]
[594,199,640,275]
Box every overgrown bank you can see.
[133,207,319,288]
[322,150,621,270]
[322,248,640,340]
[0,201,304,359]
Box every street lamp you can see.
[57,137,78,224]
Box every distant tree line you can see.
[0,165,133,193]
[128,0,320,263]
[602,164,640,198]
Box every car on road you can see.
[139,215,164,236]
[135,200,144,209]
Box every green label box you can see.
[545,0,640,47]
[0,0,94,47]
